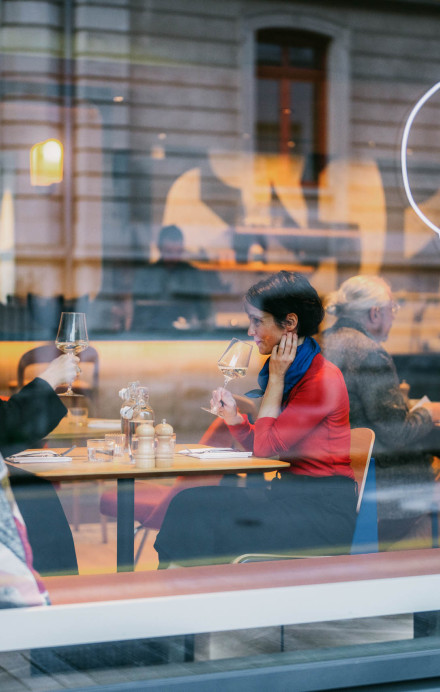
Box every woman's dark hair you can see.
[245,271,324,337]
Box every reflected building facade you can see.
[0,0,439,348]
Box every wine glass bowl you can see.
[55,312,89,396]
[217,338,252,386]
[202,338,253,415]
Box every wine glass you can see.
[55,312,89,396]
[202,338,253,415]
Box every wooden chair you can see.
[15,343,99,405]
[232,427,376,564]
[348,427,375,514]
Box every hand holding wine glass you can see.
[55,312,89,396]
[39,354,80,391]
[202,338,253,415]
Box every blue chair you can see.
[350,456,378,554]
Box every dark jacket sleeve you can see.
[354,348,433,453]
[0,378,67,457]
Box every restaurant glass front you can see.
[1,0,440,689]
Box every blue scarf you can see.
[245,336,321,402]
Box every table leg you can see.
[117,478,135,572]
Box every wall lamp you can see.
[30,138,64,186]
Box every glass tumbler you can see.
[67,406,88,427]
[87,438,115,462]
[105,433,126,457]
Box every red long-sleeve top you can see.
[228,353,354,480]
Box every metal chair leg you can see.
[431,507,439,548]
[134,526,149,565]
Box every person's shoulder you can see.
[322,323,370,348]
[322,324,388,361]
[313,352,346,381]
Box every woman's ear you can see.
[284,313,298,332]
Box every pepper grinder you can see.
[133,423,155,469]
[155,419,175,468]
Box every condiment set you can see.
[132,419,175,469]
[119,383,175,467]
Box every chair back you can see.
[17,343,99,396]
[349,427,375,513]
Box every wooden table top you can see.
[6,444,290,482]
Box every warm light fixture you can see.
[30,138,64,186]
[401,81,440,236]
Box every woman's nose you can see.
[248,324,255,336]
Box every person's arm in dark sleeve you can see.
[356,349,433,450]
[0,378,67,457]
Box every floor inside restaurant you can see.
[0,482,417,690]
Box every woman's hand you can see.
[39,354,80,390]
[211,387,244,426]
[268,332,298,382]
[257,332,297,420]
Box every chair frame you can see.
[17,343,99,393]
[232,427,376,564]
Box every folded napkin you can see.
[178,447,252,460]
[410,395,430,412]
[87,419,120,429]
[6,451,72,464]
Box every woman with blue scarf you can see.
[155,272,357,567]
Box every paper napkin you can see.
[87,419,120,429]
[178,447,252,460]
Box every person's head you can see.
[244,271,324,354]
[325,275,399,342]
[157,225,184,263]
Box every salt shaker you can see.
[155,419,175,469]
[133,423,155,469]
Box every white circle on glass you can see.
[401,81,440,237]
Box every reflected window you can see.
[256,28,329,184]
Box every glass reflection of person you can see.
[133,224,225,332]
[321,275,440,549]
[154,271,357,567]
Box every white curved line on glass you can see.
[401,80,440,237]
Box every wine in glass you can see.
[55,312,89,396]
[202,338,253,415]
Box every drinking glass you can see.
[87,438,115,462]
[67,406,88,427]
[55,312,89,396]
[202,338,253,415]
[105,433,126,457]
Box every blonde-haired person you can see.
[321,275,440,550]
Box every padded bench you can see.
[1,549,440,653]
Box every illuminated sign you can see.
[401,81,440,236]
